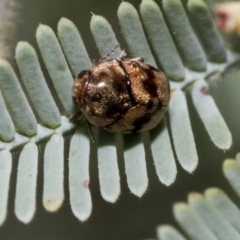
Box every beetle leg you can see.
[85,118,95,143]
[69,111,82,121]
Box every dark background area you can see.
[0,0,240,239]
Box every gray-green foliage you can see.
[158,156,240,240]
[0,0,239,231]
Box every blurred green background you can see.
[1,0,240,239]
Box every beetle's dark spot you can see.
[97,71,108,80]
[142,75,158,98]
[114,80,127,94]
[78,70,88,79]
[157,101,163,109]
[106,104,120,116]
[133,114,151,132]
[91,92,102,101]
[146,100,153,109]
[105,102,132,127]
[104,92,132,125]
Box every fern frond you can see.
[157,154,240,240]
[0,0,239,225]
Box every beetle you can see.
[71,50,170,134]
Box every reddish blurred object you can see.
[215,2,240,36]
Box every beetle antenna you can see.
[119,49,127,59]
[100,44,120,62]
[85,118,95,143]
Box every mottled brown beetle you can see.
[71,50,170,133]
